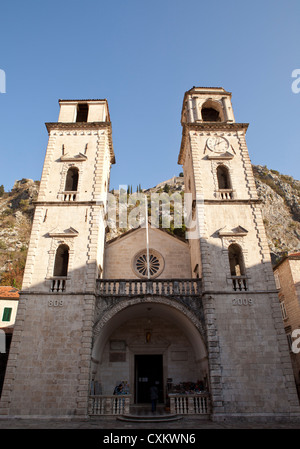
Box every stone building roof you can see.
[273,252,300,270]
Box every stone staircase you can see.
[117,404,182,423]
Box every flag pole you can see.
[145,195,150,279]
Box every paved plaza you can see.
[0,416,300,429]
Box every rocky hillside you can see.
[0,179,39,288]
[0,167,299,287]
[253,166,300,263]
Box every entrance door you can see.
[135,354,163,403]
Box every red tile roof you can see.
[0,286,19,299]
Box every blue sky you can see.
[0,0,299,191]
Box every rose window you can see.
[133,249,164,279]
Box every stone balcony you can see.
[95,278,204,325]
[97,278,202,298]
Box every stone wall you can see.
[0,293,94,417]
[104,227,192,279]
[274,257,300,394]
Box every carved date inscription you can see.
[232,298,253,306]
[48,299,64,307]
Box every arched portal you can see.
[92,300,208,404]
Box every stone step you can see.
[117,413,182,423]
[117,405,182,423]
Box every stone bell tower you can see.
[0,99,115,418]
[179,87,300,421]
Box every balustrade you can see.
[97,278,202,297]
[88,393,210,416]
[231,276,248,291]
[50,277,67,292]
[61,191,77,201]
[169,393,210,415]
[89,395,131,416]
[217,189,234,200]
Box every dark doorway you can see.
[135,354,163,404]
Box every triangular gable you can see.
[48,226,79,237]
[218,225,248,237]
[60,152,87,162]
[106,225,188,248]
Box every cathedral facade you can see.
[0,87,299,421]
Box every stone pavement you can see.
[0,415,300,429]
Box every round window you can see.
[133,249,164,279]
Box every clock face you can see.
[207,136,229,153]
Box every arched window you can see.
[53,244,69,277]
[217,165,231,190]
[65,167,79,192]
[228,243,247,291]
[201,100,224,122]
[228,243,245,277]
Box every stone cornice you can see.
[19,290,97,296]
[203,199,262,205]
[45,121,112,131]
[178,122,249,164]
[45,121,115,164]
[33,201,104,206]
[202,290,279,295]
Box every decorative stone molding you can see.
[60,153,87,162]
